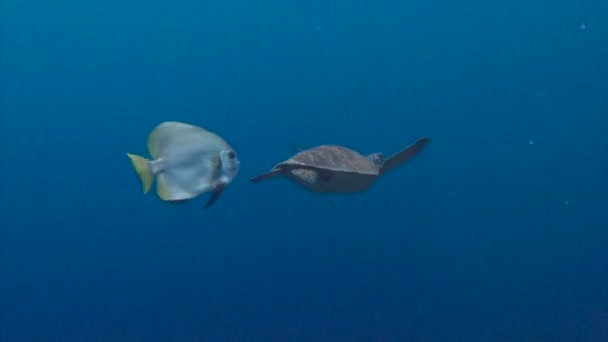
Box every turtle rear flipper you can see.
[380,137,430,175]
[290,168,333,184]
[249,169,283,183]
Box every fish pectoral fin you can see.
[126,153,153,194]
[204,184,224,209]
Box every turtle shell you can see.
[283,145,379,175]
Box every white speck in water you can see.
[580,22,587,30]
[528,139,535,145]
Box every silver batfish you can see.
[127,121,240,208]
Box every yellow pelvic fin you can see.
[126,153,154,194]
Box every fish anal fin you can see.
[156,174,173,201]
[156,173,195,201]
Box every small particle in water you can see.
[580,22,587,30]
[528,139,535,145]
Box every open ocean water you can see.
[1,0,607,341]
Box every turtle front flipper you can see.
[249,168,283,183]
[380,136,430,175]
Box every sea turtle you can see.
[249,136,429,193]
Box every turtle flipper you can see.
[380,136,430,175]
[249,169,283,183]
[290,168,323,184]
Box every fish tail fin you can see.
[126,153,154,194]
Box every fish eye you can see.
[227,151,236,159]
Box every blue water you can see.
[1,0,607,340]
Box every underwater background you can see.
[1,0,607,341]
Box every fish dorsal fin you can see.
[367,152,385,169]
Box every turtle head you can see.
[367,152,385,169]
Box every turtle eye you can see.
[227,151,236,159]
